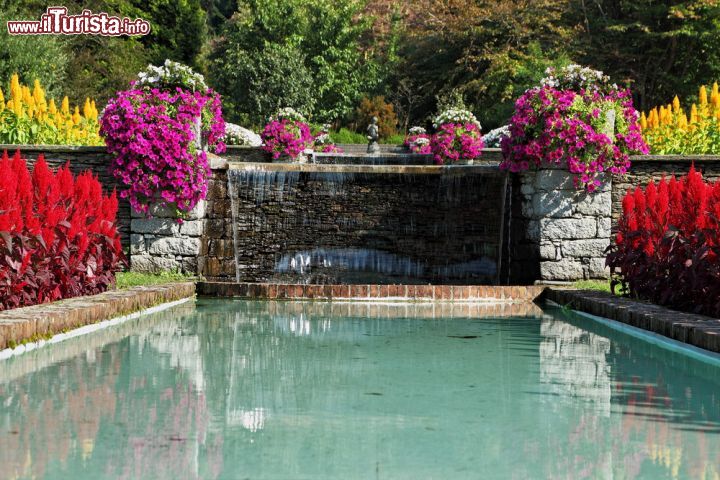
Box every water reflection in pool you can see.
[0,299,718,479]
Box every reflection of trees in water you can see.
[0,300,392,479]
[0,304,223,480]
[191,301,376,426]
[539,314,720,479]
[1,300,719,479]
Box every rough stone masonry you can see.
[509,166,612,283]
[129,201,206,274]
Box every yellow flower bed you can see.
[0,74,102,146]
[641,83,720,154]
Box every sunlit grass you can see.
[115,271,195,289]
[571,279,612,293]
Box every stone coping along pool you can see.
[1,281,719,355]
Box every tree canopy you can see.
[3,0,720,131]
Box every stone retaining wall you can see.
[200,162,508,284]
[129,202,206,274]
[6,145,720,283]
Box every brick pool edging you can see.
[545,288,720,353]
[2,280,719,355]
[197,282,546,303]
[0,282,196,351]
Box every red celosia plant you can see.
[606,165,720,317]
[0,151,125,310]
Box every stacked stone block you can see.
[510,167,612,282]
[129,201,206,274]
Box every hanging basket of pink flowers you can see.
[500,65,648,192]
[100,60,225,218]
[430,109,484,164]
[261,108,314,162]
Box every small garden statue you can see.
[367,116,380,154]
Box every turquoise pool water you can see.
[1,299,719,479]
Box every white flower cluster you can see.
[223,123,262,146]
[481,125,510,148]
[314,132,331,145]
[313,124,333,145]
[271,107,307,123]
[432,108,481,129]
[541,64,617,92]
[136,59,209,92]
[408,126,426,135]
[413,136,430,146]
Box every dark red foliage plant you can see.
[606,165,720,317]
[0,150,125,310]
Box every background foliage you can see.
[3,0,720,134]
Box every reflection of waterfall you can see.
[227,407,266,432]
[136,319,206,391]
[539,317,612,414]
[272,313,333,337]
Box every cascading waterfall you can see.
[220,161,508,285]
[227,174,242,283]
[504,179,513,284]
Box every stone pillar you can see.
[513,166,612,282]
[129,201,206,274]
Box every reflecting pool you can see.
[0,299,719,479]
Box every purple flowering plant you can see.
[100,63,225,217]
[404,133,432,154]
[319,143,344,153]
[430,123,484,164]
[500,65,648,192]
[261,108,314,160]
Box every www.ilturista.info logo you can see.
[7,7,150,36]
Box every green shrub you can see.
[383,133,405,145]
[329,128,367,144]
